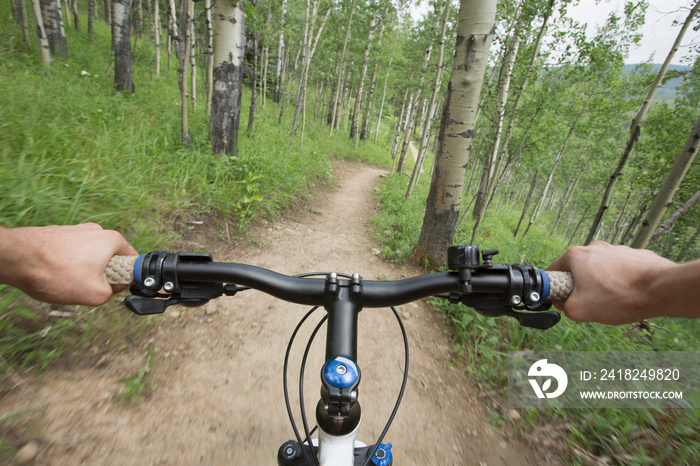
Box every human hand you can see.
[546,241,675,325]
[0,223,138,306]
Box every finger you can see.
[76,222,104,230]
[111,284,129,295]
[547,254,570,272]
[104,230,139,256]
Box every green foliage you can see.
[120,345,155,402]
[372,164,700,465]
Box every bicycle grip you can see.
[106,255,137,285]
[545,271,574,301]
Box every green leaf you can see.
[13,307,37,321]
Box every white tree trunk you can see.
[413,0,497,266]
[210,0,245,155]
[29,0,51,66]
[349,16,377,142]
[329,0,356,135]
[112,0,134,92]
[205,0,214,114]
[274,0,287,103]
[40,0,67,57]
[153,0,160,75]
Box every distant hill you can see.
[624,64,691,101]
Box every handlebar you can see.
[106,246,574,465]
[106,246,574,330]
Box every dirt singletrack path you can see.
[5,162,555,465]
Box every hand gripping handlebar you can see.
[106,247,574,330]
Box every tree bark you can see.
[390,87,409,166]
[406,0,451,199]
[329,0,356,135]
[167,0,178,73]
[361,19,385,142]
[248,35,258,133]
[261,0,272,109]
[470,15,523,238]
[205,0,214,113]
[210,0,245,155]
[12,0,23,24]
[40,0,68,57]
[413,0,497,266]
[273,0,287,104]
[190,19,197,109]
[374,44,394,143]
[350,16,377,142]
[103,0,111,24]
[88,0,95,40]
[17,0,32,44]
[586,0,700,245]
[647,188,700,246]
[395,93,419,174]
[631,111,700,248]
[177,0,193,144]
[514,169,538,237]
[70,0,79,33]
[29,0,51,66]
[112,0,134,92]
[153,0,161,75]
[293,0,334,139]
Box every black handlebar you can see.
[122,247,561,330]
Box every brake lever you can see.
[513,310,560,329]
[125,295,210,315]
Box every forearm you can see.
[646,259,700,319]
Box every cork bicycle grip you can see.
[106,255,137,285]
[545,271,574,301]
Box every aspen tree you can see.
[210,0,245,155]
[349,15,377,143]
[413,0,497,266]
[177,0,194,144]
[112,0,135,92]
[88,0,95,40]
[274,0,287,103]
[205,0,214,113]
[40,0,67,57]
[29,0,51,66]
[153,0,161,75]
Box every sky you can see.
[411,0,698,66]
[569,0,696,65]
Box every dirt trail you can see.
[4,162,555,465]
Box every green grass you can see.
[120,345,155,402]
[372,170,700,465]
